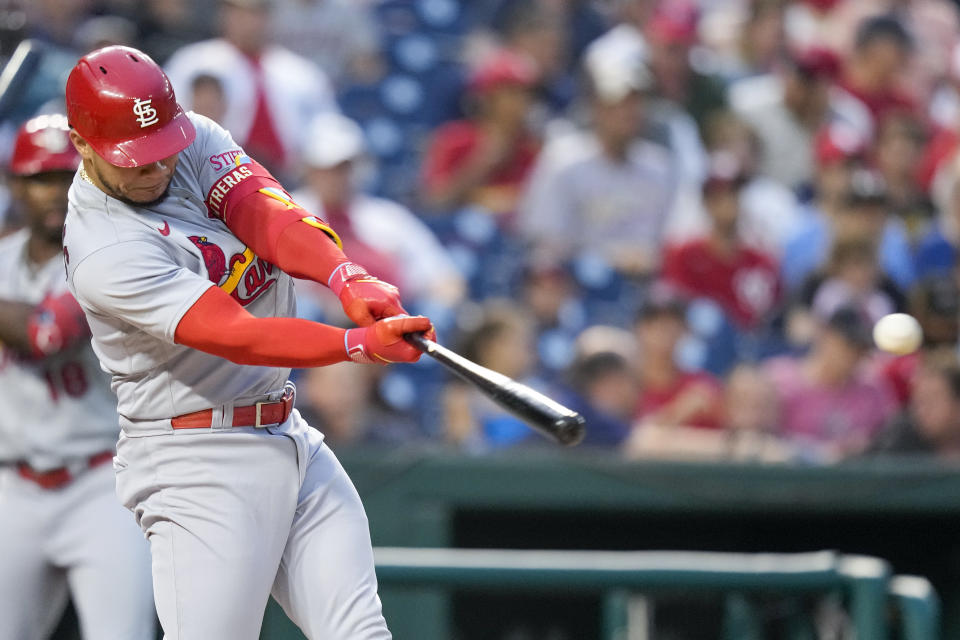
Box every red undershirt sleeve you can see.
[175,285,349,368]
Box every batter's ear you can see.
[68,130,94,161]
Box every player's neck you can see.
[80,161,104,192]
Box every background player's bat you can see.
[405,332,586,446]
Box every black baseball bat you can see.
[405,332,586,447]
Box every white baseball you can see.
[872,313,923,355]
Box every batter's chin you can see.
[111,181,174,208]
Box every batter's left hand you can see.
[328,262,407,326]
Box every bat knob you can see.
[553,414,586,447]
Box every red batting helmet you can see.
[65,45,196,168]
[9,114,80,176]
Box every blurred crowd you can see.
[5,0,960,464]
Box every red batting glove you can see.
[328,261,407,327]
[344,315,434,364]
[27,291,90,358]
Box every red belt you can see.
[17,450,114,490]
[171,388,294,429]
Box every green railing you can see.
[891,575,941,640]
[373,548,899,639]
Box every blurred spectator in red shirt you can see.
[793,0,958,105]
[869,353,960,459]
[632,290,724,431]
[765,306,897,460]
[689,112,800,256]
[730,46,841,192]
[661,154,781,329]
[421,49,541,219]
[833,15,917,139]
[623,362,794,461]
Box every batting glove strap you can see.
[327,261,372,295]
[344,329,377,364]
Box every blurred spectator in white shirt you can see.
[165,0,337,178]
[292,112,465,312]
[519,51,676,279]
[730,46,841,192]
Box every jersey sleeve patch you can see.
[205,158,277,220]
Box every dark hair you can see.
[494,0,559,40]
[854,14,913,52]
[568,351,630,390]
[911,275,960,318]
[191,74,224,94]
[828,237,878,271]
[457,303,530,364]
[825,305,873,349]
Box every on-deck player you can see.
[0,114,155,640]
[63,46,431,639]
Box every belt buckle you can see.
[254,401,268,428]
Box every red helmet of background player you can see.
[9,113,80,176]
[65,45,196,168]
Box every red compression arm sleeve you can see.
[175,286,349,367]
[228,190,349,283]
[207,158,349,285]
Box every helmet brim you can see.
[90,108,197,168]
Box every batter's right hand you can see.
[345,315,434,365]
[328,261,407,326]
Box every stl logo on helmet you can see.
[132,97,159,128]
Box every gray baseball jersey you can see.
[0,229,118,470]
[64,112,295,436]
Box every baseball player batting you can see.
[0,115,154,639]
[62,46,433,639]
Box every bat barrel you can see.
[405,332,587,447]
[551,414,586,447]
